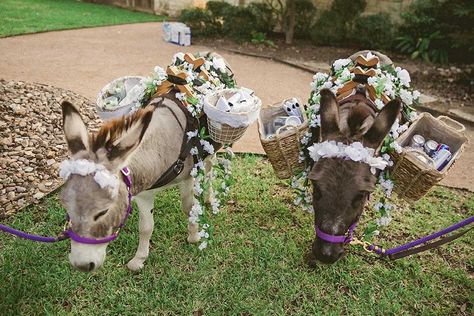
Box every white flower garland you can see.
[59,159,119,197]
[308,141,388,174]
[142,52,237,250]
[293,51,421,240]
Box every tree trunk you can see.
[285,0,296,44]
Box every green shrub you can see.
[310,0,366,46]
[352,14,394,49]
[396,0,474,63]
[310,10,345,45]
[206,0,232,19]
[248,2,277,34]
[294,0,317,38]
[179,8,217,37]
[222,6,257,41]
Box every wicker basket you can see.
[96,76,145,120]
[204,89,261,144]
[389,113,467,201]
[258,100,309,179]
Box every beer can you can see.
[433,148,452,171]
[437,143,450,152]
[410,134,425,149]
[424,140,438,157]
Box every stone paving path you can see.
[0,22,472,191]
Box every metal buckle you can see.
[173,160,184,174]
[121,167,131,177]
[349,237,373,253]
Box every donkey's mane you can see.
[91,107,153,152]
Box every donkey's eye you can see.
[351,192,367,208]
[94,209,108,221]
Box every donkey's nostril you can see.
[75,262,95,272]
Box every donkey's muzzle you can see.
[74,262,95,272]
[313,240,344,264]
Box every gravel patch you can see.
[0,80,101,218]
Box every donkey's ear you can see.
[363,99,401,149]
[61,101,89,155]
[93,109,154,171]
[319,89,341,141]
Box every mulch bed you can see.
[0,80,101,218]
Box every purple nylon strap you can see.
[368,215,474,256]
[315,221,358,244]
[0,167,133,244]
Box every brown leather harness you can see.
[145,93,220,190]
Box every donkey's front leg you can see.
[127,191,155,271]
[179,177,200,243]
[204,153,216,205]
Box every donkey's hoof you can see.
[187,234,201,244]
[127,258,145,271]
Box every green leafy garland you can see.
[140,52,237,250]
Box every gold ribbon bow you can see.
[336,54,391,105]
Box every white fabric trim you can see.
[308,141,388,174]
[59,159,119,197]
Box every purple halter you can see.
[315,221,358,244]
[0,167,133,245]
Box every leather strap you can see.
[388,227,473,260]
[147,93,201,190]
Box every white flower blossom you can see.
[333,58,352,71]
[412,90,421,101]
[375,99,384,110]
[396,67,411,87]
[200,140,215,155]
[400,89,413,106]
[190,147,199,156]
[172,52,185,64]
[376,216,392,226]
[367,76,378,86]
[187,130,198,140]
[176,92,186,101]
[390,142,403,153]
[212,57,227,73]
[198,241,208,251]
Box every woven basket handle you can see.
[437,116,465,133]
[275,124,299,139]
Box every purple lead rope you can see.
[0,167,133,244]
[0,224,67,243]
[369,215,474,256]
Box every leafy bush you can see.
[396,0,474,63]
[179,8,216,37]
[352,14,394,49]
[179,1,276,41]
[293,0,317,39]
[222,6,258,41]
[206,0,232,19]
[310,0,367,46]
[248,2,277,35]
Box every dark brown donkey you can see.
[308,88,401,264]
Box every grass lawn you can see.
[0,0,165,38]
[0,155,473,315]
